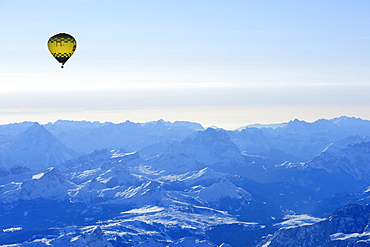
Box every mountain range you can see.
[1,116,370,246]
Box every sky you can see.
[1,0,370,129]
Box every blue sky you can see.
[1,0,370,129]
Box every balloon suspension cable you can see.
[61,62,65,69]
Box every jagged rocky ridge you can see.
[258,204,370,246]
[1,117,370,246]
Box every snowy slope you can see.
[0,167,76,203]
[258,204,370,247]
[0,146,272,246]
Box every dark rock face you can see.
[259,204,370,247]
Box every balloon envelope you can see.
[47,33,77,68]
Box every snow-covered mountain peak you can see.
[69,226,113,247]
[63,149,140,172]
[22,167,74,192]
[1,167,76,203]
[274,214,324,229]
[85,149,127,161]
[169,237,217,246]
[198,180,252,202]
[321,135,368,155]
[192,128,234,147]
[143,128,246,175]
[172,121,204,130]
[9,122,54,148]
[309,141,370,181]
[4,123,77,170]
[31,167,58,180]
[258,204,370,246]
[142,119,204,131]
[156,167,227,188]
[331,116,366,126]
[21,122,44,133]
[182,128,242,160]
[284,119,309,130]
[283,118,337,134]
[183,167,225,183]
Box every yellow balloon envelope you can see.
[47,33,77,68]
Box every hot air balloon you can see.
[47,33,77,68]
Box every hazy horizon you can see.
[1,1,370,129]
[0,106,368,130]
